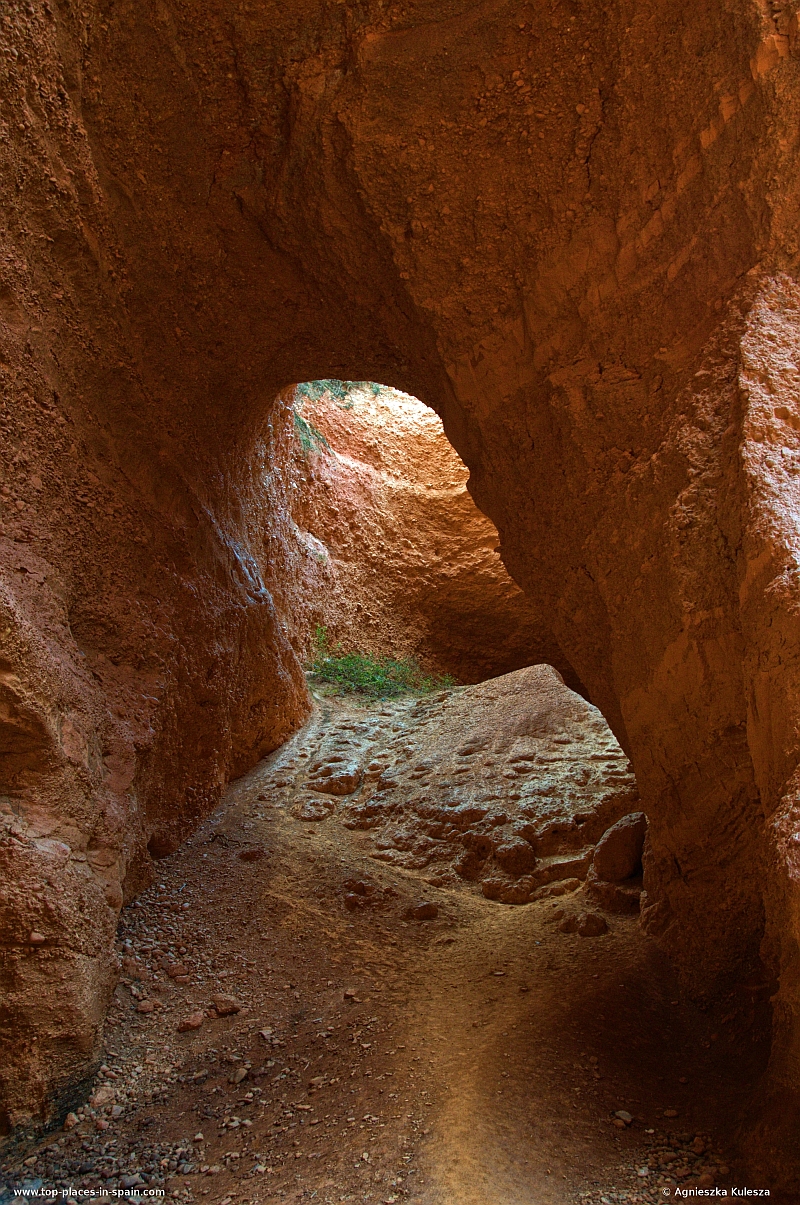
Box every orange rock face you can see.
[1,0,800,1184]
[263,384,580,687]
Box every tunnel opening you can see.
[258,377,648,909]
[261,377,586,696]
[1,0,797,1192]
[2,376,770,1205]
[0,367,780,1201]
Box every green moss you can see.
[296,379,352,402]
[292,408,330,455]
[295,379,384,409]
[306,626,457,699]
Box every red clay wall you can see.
[2,0,800,1182]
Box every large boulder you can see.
[592,813,648,884]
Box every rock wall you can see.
[0,2,311,1135]
[2,0,800,1182]
[263,383,580,687]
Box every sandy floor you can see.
[1,682,777,1205]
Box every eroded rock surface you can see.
[0,676,756,1205]
[2,0,800,1180]
[257,665,639,907]
[262,384,581,688]
[592,814,648,885]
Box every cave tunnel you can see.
[2,0,800,1199]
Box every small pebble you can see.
[177,1010,205,1032]
[211,994,242,1016]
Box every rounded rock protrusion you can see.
[177,1011,205,1033]
[577,911,608,937]
[493,838,537,876]
[592,812,647,883]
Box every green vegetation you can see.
[292,380,386,452]
[295,379,383,408]
[307,626,457,699]
[292,408,330,455]
[296,379,353,402]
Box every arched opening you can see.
[262,379,586,692]
[4,376,763,1203]
[0,0,797,1196]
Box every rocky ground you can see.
[0,669,777,1204]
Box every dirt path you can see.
[1,676,774,1205]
